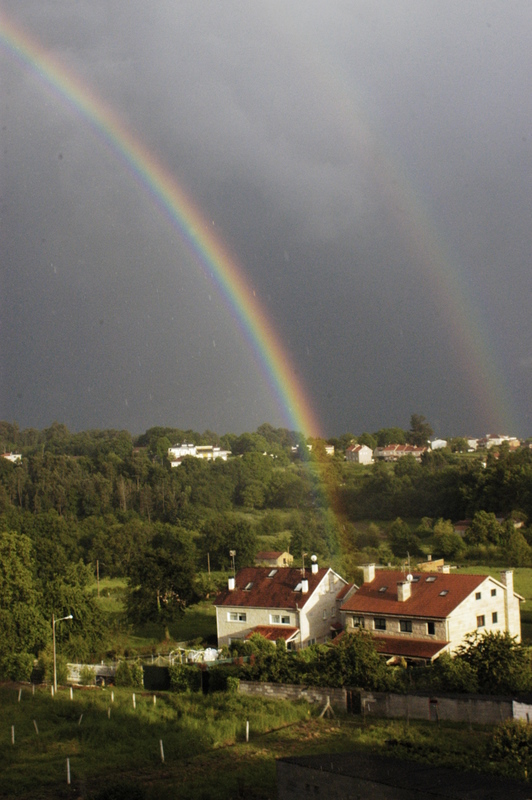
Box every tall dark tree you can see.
[407,414,434,446]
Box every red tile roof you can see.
[341,569,487,619]
[215,566,332,610]
[246,625,299,642]
[336,582,356,601]
[371,634,449,660]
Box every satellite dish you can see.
[311,554,318,563]
[406,573,413,582]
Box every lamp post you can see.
[52,613,73,693]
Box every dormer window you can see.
[268,569,278,578]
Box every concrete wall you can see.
[238,681,346,710]
[238,681,530,725]
[359,689,513,725]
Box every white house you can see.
[215,564,355,649]
[340,564,523,664]
[1,452,22,463]
[168,443,231,467]
[345,444,374,464]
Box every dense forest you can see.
[2,418,532,679]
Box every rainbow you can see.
[266,7,518,436]
[0,9,322,439]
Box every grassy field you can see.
[0,684,508,799]
[92,579,218,657]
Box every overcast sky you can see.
[1,1,531,439]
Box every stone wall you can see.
[238,680,346,709]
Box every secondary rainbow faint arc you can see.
[0,11,322,439]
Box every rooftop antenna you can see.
[301,551,307,575]
[229,550,236,576]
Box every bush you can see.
[91,782,146,800]
[79,665,96,686]
[114,661,143,688]
[488,720,532,780]
[168,663,201,693]
[0,652,34,682]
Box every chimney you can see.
[301,579,309,594]
[441,565,450,574]
[397,580,411,602]
[228,577,235,591]
[311,562,318,574]
[500,570,514,594]
[427,554,432,562]
[363,564,376,583]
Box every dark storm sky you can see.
[1,1,531,438]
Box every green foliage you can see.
[388,517,423,558]
[168,663,202,692]
[79,665,96,685]
[488,720,532,780]
[114,660,144,688]
[407,414,433,446]
[454,630,532,695]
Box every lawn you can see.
[91,579,217,658]
[0,684,507,800]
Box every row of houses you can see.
[214,558,522,663]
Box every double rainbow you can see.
[0,10,322,439]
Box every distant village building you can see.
[345,444,374,464]
[167,443,231,467]
[1,452,22,463]
[477,434,520,449]
[255,551,293,568]
[430,439,447,450]
[373,444,426,462]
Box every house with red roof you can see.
[340,564,523,664]
[215,563,355,649]
[373,444,427,462]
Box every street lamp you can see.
[52,613,73,693]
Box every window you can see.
[378,586,388,593]
[374,618,386,631]
[270,613,291,625]
[475,592,481,600]
[228,611,247,622]
[412,576,420,582]
[427,621,435,635]
[400,620,412,633]
[492,612,498,624]
[244,582,253,590]
[426,576,436,583]
[351,616,365,628]
[294,582,302,592]
[491,588,497,597]
[267,569,277,578]
[439,590,449,596]
[331,606,336,617]
[477,615,485,627]
[322,609,328,620]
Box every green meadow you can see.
[0,684,511,800]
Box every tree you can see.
[126,525,197,624]
[454,630,532,695]
[407,414,433,446]
[388,517,423,558]
[464,511,502,546]
[432,518,465,559]
[201,515,257,571]
[0,531,47,679]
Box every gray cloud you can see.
[1,1,531,437]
